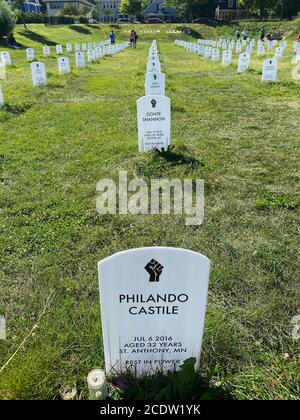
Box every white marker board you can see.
[137,95,171,152]
[98,247,211,375]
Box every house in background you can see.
[94,1,121,22]
[22,0,42,13]
[5,0,42,13]
[215,0,247,21]
[144,0,176,23]
[43,0,94,18]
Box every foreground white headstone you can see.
[75,52,85,68]
[58,57,70,74]
[66,43,72,53]
[31,62,47,86]
[56,45,63,55]
[222,50,232,66]
[137,95,171,152]
[237,53,250,73]
[145,72,165,96]
[204,46,212,58]
[262,59,277,82]
[0,86,4,106]
[26,48,35,61]
[0,62,5,80]
[0,51,12,66]
[211,48,220,61]
[147,59,161,73]
[95,47,103,59]
[87,49,96,63]
[43,46,51,57]
[98,247,211,375]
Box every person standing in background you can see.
[110,31,116,45]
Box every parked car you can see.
[192,18,218,25]
[147,18,165,24]
[88,19,99,24]
[117,18,131,24]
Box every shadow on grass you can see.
[19,30,58,46]
[177,26,204,39]
[0,38,26,49]
[154,147,203,168]
[111,358,233,400]
[69,25,91,35]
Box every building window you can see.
[50,2,64,9]
[228,0,234,8]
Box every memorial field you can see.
[0,21,299,400]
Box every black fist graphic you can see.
[145,259,164,282]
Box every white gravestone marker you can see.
[147,60,161,73]
[75,43,80,52]
[26,48,35,61]
[211,48,220,61]
[257,45,265,56]
[82,43,87,51]
[145,72,165,96]
[98,247,211,375]
[222,50,232,66]
[137,95,171,152]
[58,57,70,74]
[66,43,72,53]
[237,53,250,73]
[56,45,63,55]
[43,46,50,57]
[0,86,4,106]
[1,52,12,66]
[275,47,283,60]
[95,47,103,59]
[87,49,96,63]
[198,44,205,56]
[204,46,212,58]
[75,52,85,68]
[0,62,5,80]
[31,62,47,86]
[261,59,277,82]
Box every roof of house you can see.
[43,0,95,5]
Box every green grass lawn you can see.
[0,21,299,400]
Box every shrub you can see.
[16,12,47,24]
[0,0,15,38]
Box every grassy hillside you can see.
[0,23,299,400]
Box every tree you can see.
[165,0,215,22]
[81,5,90,18]
[92,6,100,21]
[12,0,27,29]
[273,0,300,19]
[60,4,80,23]
[239,0,275,19]
[103,7,112,21]
[120,0,142,17]
[0,0,15,38]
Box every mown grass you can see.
[0,22,299,400]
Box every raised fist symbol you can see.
[145,259,164,282]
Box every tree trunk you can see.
[22,15,27,30]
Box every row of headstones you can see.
[198,37,300,64]
[0,40,110,69]
[0,41,130,102]
[137,40,171,153]
[138,30,186,34]
[175,38,289,82]
[25,40,113,61]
